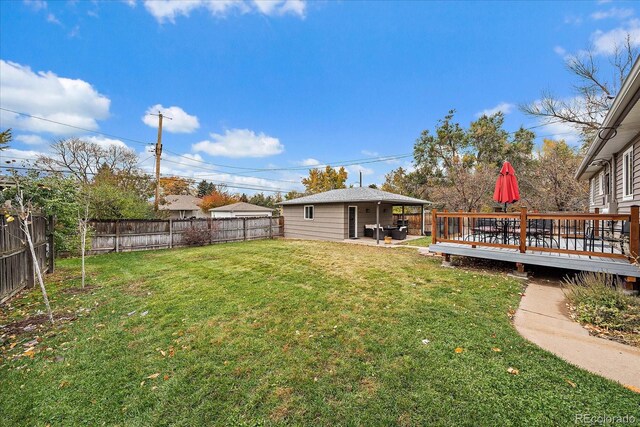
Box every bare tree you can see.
[521,35,638,144]
[78,197,90,288]
[12,191,54,324]
[36,138,139,183]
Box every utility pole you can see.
[150,111,172,211]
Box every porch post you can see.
[420,205,425,236]
[402,205,405,227]
[629,205,639,261]
[376,201,380,245]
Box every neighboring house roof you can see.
[575,57,640,180]
[159,195,202,211]
[209,202,274,212]
[278,187,430,205]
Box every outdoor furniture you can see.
[467,218,501,243]
[391,226,407,240]
[365,224,385,239]
[527,219,556,248]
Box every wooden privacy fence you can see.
[88,216,284,254]
[392,213,431,235]
[432,207,640,261]
[1,215,54,303]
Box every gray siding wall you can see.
[589,171,607,211]
[282,203,346,241]
[614,136,640,213]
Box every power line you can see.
[0,165,294,194]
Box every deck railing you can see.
[431,207,640,261]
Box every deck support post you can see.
[516,262,525,274]
[442,253,451,266]
[431,209,437,244]
[630,205,639,262]
[519,207,527,254]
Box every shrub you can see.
[563,272,640,333]
[181,226,210,246]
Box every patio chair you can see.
[466,218,500,243]
[391,226,407,240]
[527,219,556,248]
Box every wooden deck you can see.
[430,208,640,277]
[429,242,640,277]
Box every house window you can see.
[603,171,610,195]
[304,205,314,220]
[623,147,633,200]
[598,172,604,195]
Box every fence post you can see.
[443,210,449,240]
[279,216,284,237]
[115,220,120,253]
[629,205,639,261]
[168,219,173,249]
[243,218,247,241]
[471,210,476,248]
[47,216,55,274]
[208,218,213,244]
[457,209,463,238]
[431,209,437,244]
[269,217,273,239]
[519,207,527,253]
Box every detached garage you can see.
[209,202,275,218]
[278,187,430,243]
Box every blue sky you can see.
[1,0,639,194]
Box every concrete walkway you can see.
[514,281,640,390]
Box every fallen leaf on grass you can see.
[23,349,35,358]
[454,347,463,354]
[147,373,160,379]
[59,380,70,389]
[564,379,576,388]
[624,384,640,393]
[159,350,166,357]
[507,367,519,375]
[491,347,501,352]
[163,374,170,381]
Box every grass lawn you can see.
[400,236,431,247]
[1,240,638,426]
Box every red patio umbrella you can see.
[493,161,520,211]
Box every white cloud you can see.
[46,12,61,25]
[537,120,581,145]
[24,0,47,11]
[0,60,111,135]
[0,148,44,164]
[591,19,640,55]
[15,134,47,145]
[361,149,379,157]
[122,0,136,6]
[553,45,567,56]
[142,0,305,23]
[299,158,320,166]
[475,102,514,117]
[346,164,374,176]
[142,104,200,134]
[82,135,128,148]
[564,15,583,25]
[591,7,634,21]
[192,129,284,158]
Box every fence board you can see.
[1,215,52,302]
[88,216,283,254]
[392,213,431,235]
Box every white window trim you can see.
[598,171,604,196]
[623,147,634,201]
[348,205,358,238]
[304,205,314,220]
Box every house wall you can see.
[282,203,346,241]
[589,170,607,212]
[614,136,640,213]
[282,202,395,241]
[164,209,208,220]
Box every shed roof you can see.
[278,187,430,206]
[158,195,202,211]
[209,202,275,212]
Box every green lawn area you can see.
[1,240,638,426]
[400,236,432,247]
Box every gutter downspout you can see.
[611,154,618,213]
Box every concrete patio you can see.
[342,234,424,247]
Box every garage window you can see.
[304,205,314,220]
